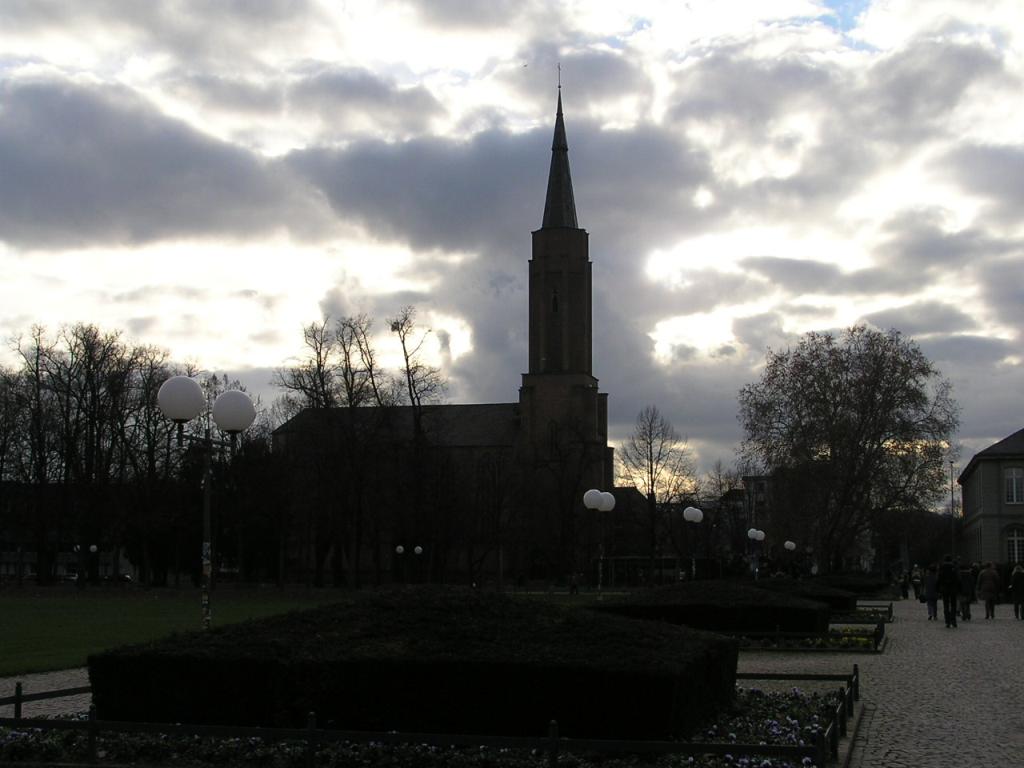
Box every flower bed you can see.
[734,625,884,652]
[0,687,845,767]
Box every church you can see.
[273,91,621,587]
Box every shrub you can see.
[751,578,858,612]
[816,573,890,597]
[591,581,829,634]
[88,586,737,739]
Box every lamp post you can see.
[583,489,615,599]
[784,539,796,576]
[747,528,765,579]
[682,506,703,580]
[949,460,956,557]
[158,375,255,630]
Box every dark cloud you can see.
[670,47,834,129]
[861,301,978,337]
[0,79,332,248]
[875,209,1018,272]
[860,40,1004,143]
[501,44,652,110]
[164,73,284,115]
[732,312,793,355]
[287,111,711,272]
[918,334,1016,368]
[740,257,843,293]
[288,67,445,136]
[977,255,1024,336]
[943,144,1024,223]
[0,0,325,67]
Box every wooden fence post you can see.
[14,682,22,721]
[815,729,827,766]
[87,704,98,764]
[547,719,559,768]
[305,711,317,768]
[837,688,847,736]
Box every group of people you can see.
[909,559,1024,627]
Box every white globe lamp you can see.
[212,390,256,434]
[157,376,205,423]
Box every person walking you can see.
[958,562,976,621]
[911,564,923,600]
[937,555,960,627]
[1011,564,1024,619]
[924,563,939,621]
[976,561,1001,619]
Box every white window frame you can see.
[1006,467,1024,504]
[1008,527,1024,564]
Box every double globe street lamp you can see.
[583,489,615,598]
[394,544,423,584]
[158,375,256,630]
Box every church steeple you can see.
[541,90,578,229]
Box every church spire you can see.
[541,89,579,229]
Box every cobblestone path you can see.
[738,597,1024,767]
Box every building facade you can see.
[959,427,1024,565]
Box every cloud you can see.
[944,144,1024,223]
[398,0,556,30]
[0,78,334,248]
[862,301,979,337]
[288,66,445,137]
[0,0,327,67]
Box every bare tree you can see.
[618,405,694,583]
[272,319,338,410]
[388,306,446,439]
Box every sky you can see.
[1,0,1022,475]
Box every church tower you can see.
[518,90,613,490]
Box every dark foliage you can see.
[750,578,858,611]
[591,581,829,634]
[815,573,890,596]
[88,586,738,739]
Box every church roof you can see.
[959,426,1024,482]
[541,90,579,229]
[274,402,520,449]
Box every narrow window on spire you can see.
[552,287,559,313]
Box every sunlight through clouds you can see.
[1,0,1022,468]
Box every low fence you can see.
[0,665,862,766]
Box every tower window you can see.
[552,287,559,313]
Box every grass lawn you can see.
[0,586,347,677]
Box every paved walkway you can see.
[0,666,90,718]
[5,599,1024,766]
[738,597,1024,767]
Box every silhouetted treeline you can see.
[0,323,283,586]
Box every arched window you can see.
[551,287,559,313]
[1007,527,1024,564]
[1006,467,1024,503]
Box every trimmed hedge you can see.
[591,581,829,634]
[816,573,891,596]
[751,578,858,612]
[88,586,737,739]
